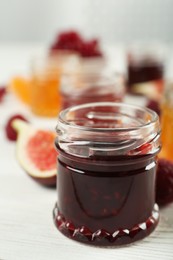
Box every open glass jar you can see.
[54,102,161,246]
[60,72,125,109]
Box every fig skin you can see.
[30,174,56,187]
[20,165,57,187]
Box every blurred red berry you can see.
[0,87,6,102]
[156,158,173,206]
[80,39,102,58]
[5,114,28,141]
[50,30,103,58]
[50,30,83,52]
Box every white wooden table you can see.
[0,46,173,260]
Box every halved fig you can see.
[13,119,57,186]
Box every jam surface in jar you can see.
[54,102,161,246]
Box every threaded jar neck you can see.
[56,102,161,158]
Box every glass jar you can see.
[60,72,125,109]
[30,52,79,117]
[127,44,165,100]
[54,102,161,246]
[160,84,173,161]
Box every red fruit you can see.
[80,39,102,58]
[146,99,160,116]
[156,158,173,206]
[139,143,152,154]
[27,130,57,171]
[128,143,152,155]
[13,120,57,186]
[50,30,103,58]
[51,30,83,52]
[0,87,6,102]
[5,114,28,141]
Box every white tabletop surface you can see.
[0,45,173,260]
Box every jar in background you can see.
[60,72,125,109]
[30,52,79,117]
[54,102,161,246]
[127,44,165,100]
[160,84,173,161]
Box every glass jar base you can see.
[53,203,159,246]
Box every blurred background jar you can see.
[60,71,125,110]
[127,44,166,101]
[30,51,80,117]
[160,83,173,161]
[159,48,173,161]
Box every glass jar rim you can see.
[56,102,160,158]
[58,102,159,133]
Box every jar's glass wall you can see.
[54,102,161,246]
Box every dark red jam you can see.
[53,149,159,246]
[128,60,163,87]
[127,57,164,98]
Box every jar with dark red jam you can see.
[54,102,161,246]
[60,72,125,109]
[127,45,165,100]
